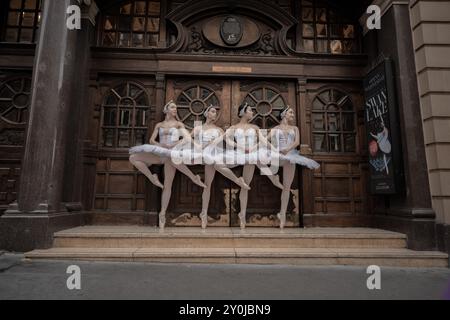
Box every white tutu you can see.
[280,150,320,169]
[129,144,203,164]
[203,145,274,166]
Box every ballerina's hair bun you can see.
[279,105,291,120]
[163,100,176,114]
[238,102,251,118]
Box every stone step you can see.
[25,247,449,268]
[52,226,408,249]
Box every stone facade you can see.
[409,0,450,255]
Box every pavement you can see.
[0,253,449,300]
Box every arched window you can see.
[175,84,220,129]
[101,82,150,148]
[311,89,356,153]
[100,0,161,48]
[2,0,42,43]
[300,0,359,54]
[0,76,32,125]
[242,85,287,129]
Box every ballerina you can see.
[223,103,284,229]
[129,101,206,229]
[269,106,320,228]
[191,105,251,229]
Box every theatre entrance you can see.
[163,78,300,227]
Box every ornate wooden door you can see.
[164,78,300,227]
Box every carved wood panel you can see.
[91,79,156,214]
[303,82,369,226]
[0,75,32,213]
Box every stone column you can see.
[0,0,98,251]
[361,0,436,250]
[409,0,450,259]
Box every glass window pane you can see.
[10,0,22,9]
[136,94,148,106]
[319,90,330,102]
[302,23,314,37]
[344,134,356,152]
[148,2,161,15]
[342,40,356,53]
[24,0,37,9]
[118,129,130,147]
[118,16,131,30]
[105,92,119,105]
[251,89,263,100]
[266,89,277,101]
[313,134,326,152]
[134,129,147,145]
[330,24,342,38]
[118,33,131,47]
[312,113,325,130]
[147,18,160,32]
[22,12,35,27]
[343,25,355,38]
[120,4,131,15]
[119,109,131,126]
[130,85,143,98]
[316,24,327,37]
[316,8,327,22]
[272,97,285,108]
[327,113,340,131]
[103,129,114,147]
[102,32,116,47]
[7,12,21,26]
[104,16,115,30]
[302,7,313,21]
[316,40,328,53]
[20,28,33,42]
[134,1,146,15]
[330,40,343,54]
[131,35,143,49]
[303,39,314,52]
[147,33,159,46]
[342,113,355,131]
[103,108,116,126]
[329,134,341,152]
[132,17,145,31]
[135,109,148,127]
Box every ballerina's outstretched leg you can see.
[257,163,284,190]
[214,165,251,190]
[171,162,207,188]
[129,153,164,189]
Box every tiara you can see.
[203,105,214,117]
[163,100,175,113]
[280,105,291,119]
[239,103,250,117]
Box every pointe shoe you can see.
[152,174,164,189]
[159,212,166,229]
[238,212,246,229]
[199,212,207,229]
[237,177,251,190]
[194,175,207,188]
[277,212,286,229]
